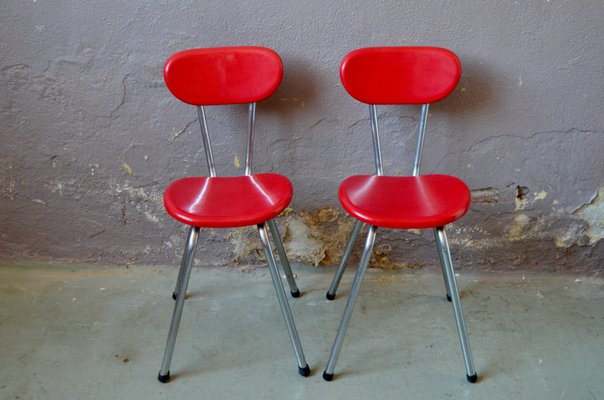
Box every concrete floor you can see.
[0,263,602,400]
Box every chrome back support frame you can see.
[412,104,430,176]
[369,105,384,176]
[196,106,217,177]
[367,103,430,177]
[244,102,257,176]
[195,103,257,177]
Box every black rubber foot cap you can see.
[172,292,177,300]
[323,371,334,381]
[446,294,452,302]
[158,372,170,383]
[298,364,310,377]
[326,292,335,301]
[467,373,478,383]
[291,289,301,298]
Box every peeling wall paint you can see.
[0,1,603,271]
[574,188,604,245]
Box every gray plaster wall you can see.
[1,1,603,270]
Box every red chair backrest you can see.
[164,46,283,106]
[340,47,461,105]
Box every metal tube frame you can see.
[158,226,200,382]
[323,225,378,381]
[434,226,477,381]
[267,219,300,297]
[197,103,258,177]
[433,227,452,302]
[326,220,364,300]
[412,103,429,176]
[172,226,196,301]
[244,103,256,176]
[369,105,384,176]
[324,102,477,382]
[258,223,310,376]
[160,101,309,381]
[196,106,217,177]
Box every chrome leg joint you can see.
[326,220,364,300]
[434,227,477,382]
[158,226,200,383]
[323,225,378,381]
[257,223,310,377]
[267,219,300,297]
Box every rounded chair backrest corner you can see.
[163,46,283,106]
[340,46,461,105]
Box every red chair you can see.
[323,47,478,383]
[157,47,310,382]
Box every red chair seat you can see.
[338,174,471,229]
[164,173,293,228]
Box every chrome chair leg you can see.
[434,227,478,383]
[158,226,200,383]
[258,223,310,377]
[267,219,300,298]
[173,226,195,300]
[323,225,378,381]
[326,220,364,300]
[433,228,452,302]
